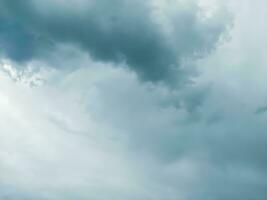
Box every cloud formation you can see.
[1,0,267,200]
[0,0,230,84]
[1,55,267,200]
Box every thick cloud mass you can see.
[1,0,267,200]
[0,0,230,83]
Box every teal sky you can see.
[0,0,266,199]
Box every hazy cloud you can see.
[1,0,266,200]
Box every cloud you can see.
[255,106,267,115]
[1,0,267,200]
[0,0,231,84]
[1,45,267,199]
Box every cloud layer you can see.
[1,0,267,200]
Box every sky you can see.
[0,0,267,199]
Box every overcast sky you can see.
[0,0,267,199]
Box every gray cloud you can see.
[2,0,267,200]
[0,16,39,62]
[0,0,231,84]
[1,47,267,200]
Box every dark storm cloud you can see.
[0,17,35,61]
[0,0,231,84]
[0,5,53,62]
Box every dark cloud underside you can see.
[0,0,231,84]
